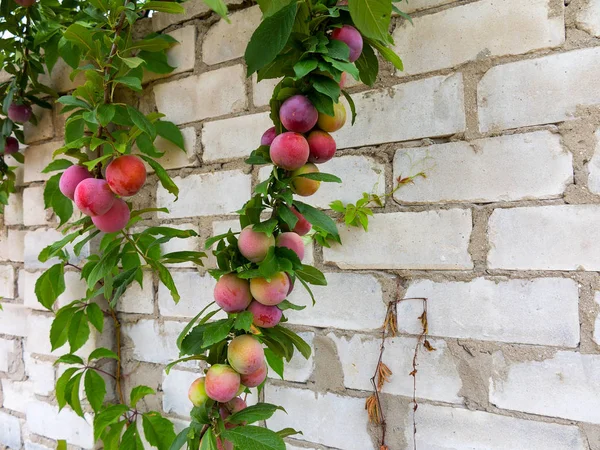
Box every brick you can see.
[4,191,23,225]
[24,354,55,396]
[117,271,154,314]
[323,210,473,270]
[0,303,27,337]
[158,271,222,319]
[153,65,246,125]
[259,155,386,210]
[23,141,64,183]
[23,104,54,144]
[144,26,196,83]
[490,351,600,423]
[394,131,572,203]
[0,265,15,299]
[478,47,600,132]
[155,127,197,170]
[488,205,600,270]
[252,74,280,107]
[393,0,564,76]
[576,0,600,37]
[265,386,371,449]
[26,400,93,448]
[330,334,462,403]
[402,277,580,347]
[162,368,199,416]
[0,411,21,449]
[123,319,185,365]
[151,0,244,31]
[157,170,251,219]
[24,228,89,269]
[286,273,384,330]
[0,229,25,262]
[202,6,262,65]
[1,379,34,413]
[160,223,201,268]
[25,442,53,450]
[409,404,585,450]
[400,0,453,13]
[334,74,465,149]
[23,185,53,226]
[202,112,272,162]
[0,338,17,372]
[595,292,600,346]
[587,128,600,194]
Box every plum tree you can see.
[247,301,283,328]
[3,137,19,155]
[276,232,305,261]
[331,25,363,62]
[317,101,347,133]
[188,377,209,407]
[269,132,309,171]
[238,225,275,263]
[291,163,321,196]
[214,274,252,313]
[227,334,265,375]
[74,178,116,216]
[91,198,130,233]
[7,104,32,123]
[261,127,277,146]
[59,165,93,200]
[279,95,318,133]
[105,155,147,197]
[205,364,241,403]
[307,130,336,164]
[250,272,290,306]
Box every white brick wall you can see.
[478,47,600,131]
[0,410,21,449]
[23,141,64,183]
[488,205,600,270]
[26,400,94,448]
[393,0,564,76]
[394,131,572,203]
[576,0,600,37]
[23,186,52,226]
[144,26,196,83]
[123,319,185,365]
[0,303,27,337]
[323,210,473,270]
[24,228,89,269]
[0,338,17,372]
[490,351,600,423]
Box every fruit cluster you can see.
[1,104,33,157]
[185,25,362,449]
[58,155,147,233]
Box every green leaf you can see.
[176,302,216,350]
[295,264,327,285]
[44,174,73,226]
[144,1,185,13]
[140,155,179,199]
[341,89,357,125]
[84,369,106,412]
[348,0,393,43]
[245,0,298,76]
[169,427,190,450]
[154,261,180,302]
[277,300,306,311]
[294,172,341,183]
[294,201,340,243]
[57,440,67,450]
[68,310,90,353]
[127,106,155,138]
[128,36,177,53]
[264,348,284,379]
[56,367,78,409]
[114,76,143,92]
[227,403,284,425]
[180,318,235,355]
[97,104,116,127]
[51,306,75,351]
[199,428,218,450]
[276,325,312,359]
[57,95,91,110]
[88,347,119,361]
[355,41,378,86]
[367,37,403,71]
[121,422,144,450]
[221,425,286,450]
[35,263,65,310]
[137,133,164,158]
[234,311,253,331]
[66,371,84,416]
[130,385,155,408]
[86,303,104,332]
[56,354,84,365]
[142,412,176,450]
[63,23,95,52]
[311,75,341,101]
[203,0,229,20]
[276,428,303,438]
[42,159,73,173]
[155,121,185,151]
[293,59,318,79]
[94,404,129,441]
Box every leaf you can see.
[277,300,305,311]
[180,318,235,355]
[84,369,106,412]
[227,403,284,425]
[155,121,186,151]
[199,428,218,450]
[130,385,155,408]
[121,422,144,450]
[42,159,73,173]
[295,264,327,285]
[276,428,303,438]
[176,302,216,350]
[293,59,318,79]
[94,404,129,441]
[312,75,341,102]
[169,427,189,450]
[367,37,403,71]
[68,310,90,353]
[97,104,116,127]
[88,347,119,361]
[35,263,65,310]
[294,172,341,183]
[51,306,75,351]
[341,89,357,125]
[293,201,340,243]
[56,354,84,365]
[66,371,84,416]
[140,155,179,199]
[203,0,229,21]
[63,23,94,52]
[142,412,176,450]
[221,425,286,450]
[57,440,67,450]
[114,76,142,92]
[44,174,73,226]
[57,95,91,110]
[154,261,180,302]
[355,41,378,86]
[264,348,284,379]
[276,326,312,359]
[234,311,253,331]
[56,367,78,409]
[348,0,392,43]
[245,0,298,76]
[127,106,155,138]
[144,1,185,13]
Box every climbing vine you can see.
[8,0,406,448]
